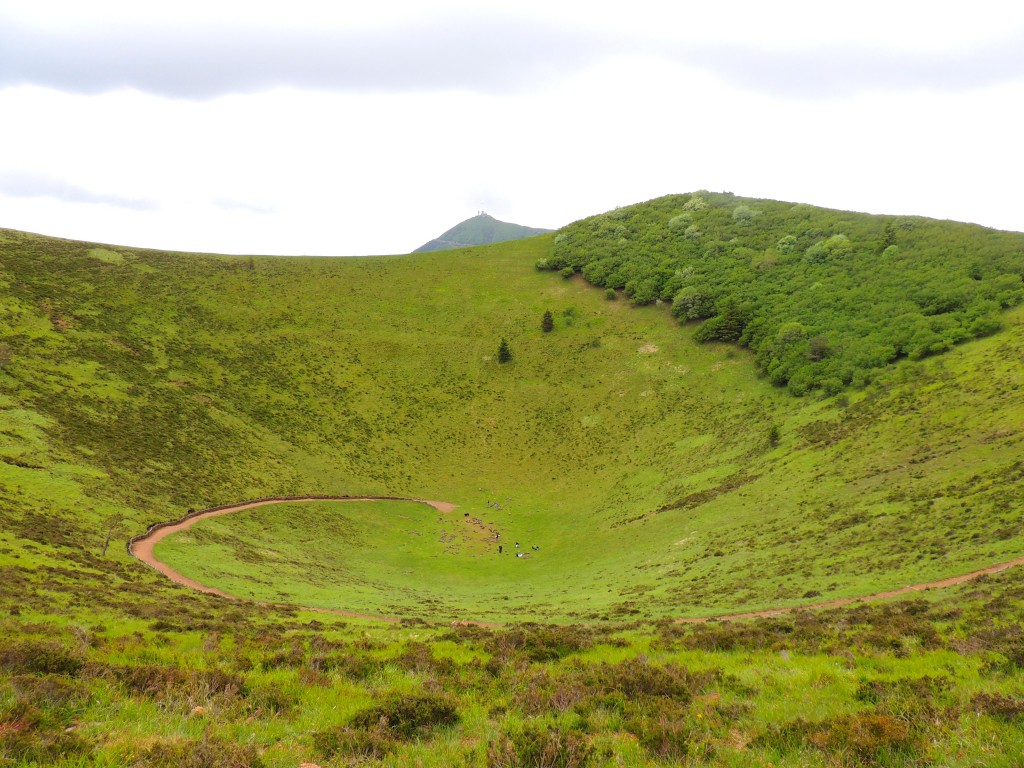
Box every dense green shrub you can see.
[313,692,460,760]
[971,692,1024,721]
[854,676,950,723]
[623,698,704,762]
[582,657,709,701]
[347,692,460,740]
[0,681,91,764]
[487,723,593,768]
[312,722,395,760]
[542,192,1024,394]
[135,735,263,768]
[0,640,84,676]
[483,624,595,663]
[755,712,919,762]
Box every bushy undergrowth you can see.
[483,623,597,663]
[487,723,593,768]
[313,692,460,759]
[0,640,85,676]
[0,582,1022,765]
[755,712,920,765]
[135,735,264,768]
[542,192,1024,393]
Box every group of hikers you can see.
[496,537,540,558]
[485,496,538,558]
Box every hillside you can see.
[412,212,552,252]
[543,192,1024,394]
[1,204,1024,764]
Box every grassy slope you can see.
[2,226,1024,624]
[546,192,1024,394]
[2,223,1024,765]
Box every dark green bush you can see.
[347,691,460,741]
[0,692,91,764]
[755,712,919,762]
[0,640,84,676]
[854,676,950,725]
[7,674,88,715]
[313,691,459,760]
[111,664,244,701]
[394,640,456,676]
[627,708,698,762]
[484,624,595,664]
[310,650,381,680]
[487,723,593,768]
[135,735,264,768]
[547,192,1024,394]
[583,657,710,702]
[971,692,1024,721]
[312,722,395,760]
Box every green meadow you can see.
[2,194,1024,765]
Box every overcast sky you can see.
[1,1,1022,256]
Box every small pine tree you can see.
[497,338,512,363]
[541,310,554,333]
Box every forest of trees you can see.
[538,192,1024,394]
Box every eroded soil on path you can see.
[130,496,1024,626]
[674,555,1024,623]
[129,496,464,624]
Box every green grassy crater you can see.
[2,219,1023,622]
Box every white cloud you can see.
[0,3,1022,254]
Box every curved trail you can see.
[130,496,1024,626]
[129,496,458,625]
[674,555,1024,624]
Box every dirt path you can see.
[130,496,1024,626]
[674,555,1024,623]
[128,496,459,624]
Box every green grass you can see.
[2,211,1024,764]
[546,192,1024,394]
[2,224,1024,623]
[4,573,1024,766]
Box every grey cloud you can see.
[683,38,1024,99]
[1,16,1021,101]
[0,17,607,99]
[212,198,275,215]
[0,170,158,210]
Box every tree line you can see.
[537,192,1024,394]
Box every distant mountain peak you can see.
[413,213,552,253]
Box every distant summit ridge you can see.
[413,212,552,253]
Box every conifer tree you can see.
[541,310,554,333]
[497,338,513,363]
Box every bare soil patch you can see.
[129,496,461,624]
[129,496,1024,626]
[674,555,1024,624]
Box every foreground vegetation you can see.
[4,566,1024,766]
[1,195,1023,763]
